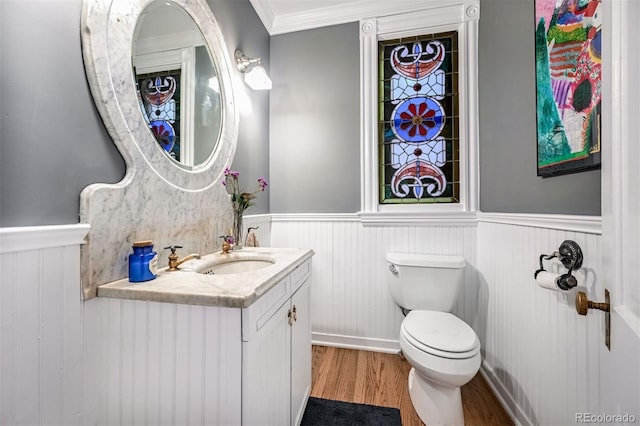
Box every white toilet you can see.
[385,253,481,426]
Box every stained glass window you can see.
[379,32,459,204]
[136,70,182,162]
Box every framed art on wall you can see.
[535,0,601,177]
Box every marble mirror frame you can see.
[80,0,238,299]
[81,0,238,191]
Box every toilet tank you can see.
[385,253,465,312]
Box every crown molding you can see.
[250,0,475,35]
[249,0,276,34]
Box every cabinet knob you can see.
[292,305,297,322]
[288,309,293,326]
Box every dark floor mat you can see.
[301,397,402,426]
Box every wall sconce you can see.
[235,49,272,91]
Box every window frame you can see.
[359,2,480,223]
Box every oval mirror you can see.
[133,1,222,169]
[80,0,238,191]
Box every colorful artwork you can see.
[137,71,182,161]
[379,32,459,204]
[535,0,601,176]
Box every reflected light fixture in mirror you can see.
[235,49,272,90]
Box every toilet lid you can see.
[403,311,479,354]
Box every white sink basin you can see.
[198,259,274,275]
[175,249,278,276]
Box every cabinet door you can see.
[242,301,291,426]
[290,280,311,426]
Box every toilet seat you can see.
[401,310,479,359]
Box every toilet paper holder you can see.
[534,240,583,290]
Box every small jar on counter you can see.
[129,240,158,282]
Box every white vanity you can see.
[97,248,314,425]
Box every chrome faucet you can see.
[164,245,200,271]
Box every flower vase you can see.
[232,211,243,250]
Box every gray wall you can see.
[269,23,361,214]
[0,0,125,227]
[478,0,601,215]
[210,0,270,215]
[269,2,601,216]
[1,0,602,226]
[0,0,270,227]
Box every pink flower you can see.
[257,177,268,191]
[220,170,268,214]
[224,168,240,178]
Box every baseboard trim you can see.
[312,332,400,354]
[480,361,533,426]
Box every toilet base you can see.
[408,367,465,426]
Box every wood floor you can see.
[310,345,513,426]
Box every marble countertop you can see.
[97,247,314,308]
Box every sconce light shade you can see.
[244,65,272,90]
[235,49,272,91]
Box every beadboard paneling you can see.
[271,214,605,425]
[97,298,242,426]
[270,216,478,352]
[477,220,603,426]
[243,214,272,247]
[2,217,606,426]
[0,244,85,426]
[0,225,241,425]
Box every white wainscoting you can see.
[243,214,272,248]
[94,298,241,426]
[0,225,241,425]
[271,213,605,425]
[476,213,603,426]
[271,214,478,353]
[2,214,605,425]
[0,225,89,425]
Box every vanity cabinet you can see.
[95,249,313,426]
[241,260,312,426]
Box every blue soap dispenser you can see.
[129,240,158,282]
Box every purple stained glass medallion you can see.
[392,97,445,142]
[149,120,176,152]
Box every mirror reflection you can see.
[133,0,222,168]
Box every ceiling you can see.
[250,0,440,35]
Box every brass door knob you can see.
[576,291,610,316]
